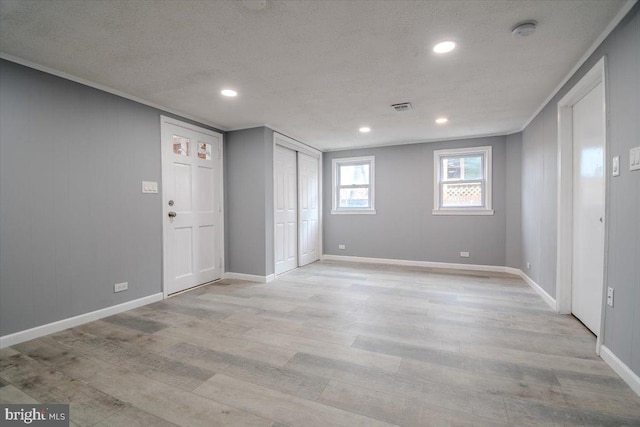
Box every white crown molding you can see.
[0,52,227,132]
[322,130,514,152]
[519,0,638,132]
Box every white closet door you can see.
[571,81,605,335]
[298,152,320,266]
[274,145,298,274]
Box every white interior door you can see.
[162,117,223,295]
[571,81,605,335]
[298,152,320,266]
[275,145,298,275]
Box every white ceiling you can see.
[0,0,629,151]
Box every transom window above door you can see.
[331,156,376,214]
[433,146,493,215]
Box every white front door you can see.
[298,152,320,266]
[274,145,298,275]
[571,81,605,335]
[161,117,223,295]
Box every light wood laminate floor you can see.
[2,261,640,426]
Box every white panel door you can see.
[298,152,320,266]
[571,81,605,335]
[162,118,222,295]
[274,145,298,275]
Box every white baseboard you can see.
[516,270,557,310]
[322,254,557,310]
[0,293,164,349]
[600,345,640,397]
[322,254,512,274]
[223,272,275,283]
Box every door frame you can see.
[272,132,322,277]
[556,57,608,353]
[160,115,225,298]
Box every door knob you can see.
[168,211,177,218]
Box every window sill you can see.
[432,209,494,216]
[331,209,377,215]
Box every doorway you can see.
[556,58,607,345]
[161,116,224,296]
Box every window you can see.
[331,156,375,214]
[433,146,493,215]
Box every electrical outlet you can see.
[338,244,346,250]
[607,287,614,307]
[526,262,531,270]
[114,282,128,293]
[460,251,470,258]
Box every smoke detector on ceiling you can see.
[391,102,413,112]
[511,20,538,38]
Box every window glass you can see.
[444,158,461,180]
[173,135,190,156]
[339,164,369,186]
[442,182,483,207]
[462,155,483,180]
[339,188,370,208]
[433,146,492,215]
[198,142,212,160]
[332,156,375,214]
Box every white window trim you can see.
[331,155,376,214]
[433,146,494,215]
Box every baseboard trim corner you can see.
[600,345,640,397]
[223,272,274,283]
[0,293,163,349]
[322,254,557,310]
[517,271,557,310]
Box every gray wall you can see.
[520,4,639,375]
[323,136,507,266]
[505,133,523,269]
[225,126,274,277]
[0,59,222,336]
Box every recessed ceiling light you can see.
[359,127,371,133]
[435,117,449,124]
[221,89,237,97]
[433,41,456,54]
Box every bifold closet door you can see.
[274,145,298,275]
[298,152,320,266]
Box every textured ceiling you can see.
[0,0,629,150]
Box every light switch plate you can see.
[612,156,620,176]
[142,181,158,193]
[630,146,640,171]
[607,287,614,307]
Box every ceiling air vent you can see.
[391,102,413,112]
